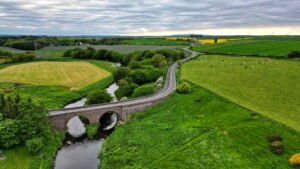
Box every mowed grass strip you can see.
[181,55,300,131]
[0,61,110,90]
[193,40,300,57]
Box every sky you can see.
[0,0,299,36]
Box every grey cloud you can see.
[0,0,299,35]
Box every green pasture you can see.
[193,40,300,57]
[181,55,300,131]
[101,85,300,169]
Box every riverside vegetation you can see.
[0,43,185,169]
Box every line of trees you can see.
[63,47,122,62]
[0,36,130,50]
[0,50,36,64]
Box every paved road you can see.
[50,47,199,116]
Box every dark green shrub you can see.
[86,124,99,140]
[129,61,142,69]
[132,84,156,97]
[269,140,284,155]
[267,134,283,143]
[93,49,108,60]
[113,67,131,82]
[151,54,167,68]
[177,82,191,94]
[86,90,112,105]
[78,116,90,125]
[0,119,20,148]
[25,138,44,155]
[130,69,148,85]
[115,81,138,100]
[143,50,156,58]
[194,97,201,102]
[287,51,300,58]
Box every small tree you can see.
[25,138,44,155]
[152,54,167,68]
[177,82,191,94]
[0,119,20,148]
[132,84,156,97]
[93,49,108,60]
[86,90,112,105]
[113,67,131,82]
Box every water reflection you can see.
[106,83,119,102]
[67,116,86,138]
[54,140,104,169]
[64,98,87,109]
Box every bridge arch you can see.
[99,111,119,130]
[66,115,91,137]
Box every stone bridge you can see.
[49,63,177,129]
[49,48,199,130]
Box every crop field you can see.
[166,37,248,44]
[0,46,25,53]
[101,85,300,169]
[181,55,300,131]
[39,45,179,55]
[0,61,110,90]
[123,38,189,46]
[192,40,300,57]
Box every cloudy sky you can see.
[0,0,299,35]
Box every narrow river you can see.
[54,83,119,169]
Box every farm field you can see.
[0,60,114,109]
[0,46,25,53]
[101,85,300,169]
[181,55,300,131]
[123,38,189,46]
[192,40,300,57]
[39,44,179,55]
[0,61,110,90]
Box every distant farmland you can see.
[181,55,300,131]
[39,45,180,54]
[0,46,25,53]
[0,61,110,90]
[193,40,300,57]
[123,38,189,46]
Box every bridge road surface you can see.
[49,48,199,118]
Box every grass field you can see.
[0,60,114,109]
[192,40,300,57]
[0,61,110,90]
[101,85,300,169]
[181,55,300,131]
[0,132,64,169]
[124,38,189,46]
[34,49,65,59]
[0,46,25,53]
[39,45,179,55]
